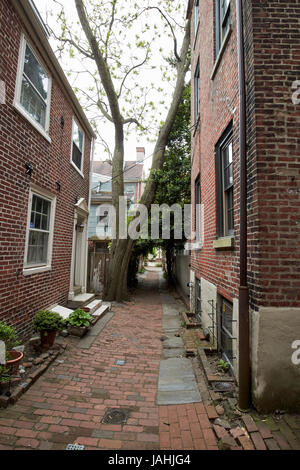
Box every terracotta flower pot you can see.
[40,330,57,347]
[6,350,24,375]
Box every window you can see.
[215,0,231,55]
[194,0,200,36]
[194,60,200,122]
[15,36,51,135]
[195,278,202,323]
[216,123,234,237]
[24,188,56,274]
[220,297,234,368]
[71,119,85,174]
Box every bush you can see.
[33,310,64,334]
[65,309,93,328]
[0,365,11,384]
[0,321,20,353]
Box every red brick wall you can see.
[0,0,92,338]
[250,0,300,308]
[190,0,300,310]
[191,0,241,302]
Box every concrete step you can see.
[84,299,102,315]
[51,305,74,320]
[92,302,111,319]
[67,293,95,310]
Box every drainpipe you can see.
[236,0,251,411]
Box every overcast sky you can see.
[34,0,187,173]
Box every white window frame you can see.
[70,117,85,177]
[14,34,52,143]
[23,185,56,276]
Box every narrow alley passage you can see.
[0,266,218,450]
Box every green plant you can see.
[0,365,11,384]
[65,310,93,328]
[33,310,64,335]
[217,359,230,373]
[138,267,146,274]
[0,321,20,359]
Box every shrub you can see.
[0,321,20,353]
[65,310,93,328]
[33,310,64,334]
[0,365,11,384]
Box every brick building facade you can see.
[0,0,96,338]
[188,0,300,411]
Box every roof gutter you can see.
[236,0,251,411]
[12,0,96,140]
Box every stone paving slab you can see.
[157,358,201,405]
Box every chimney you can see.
[136,147,145,163]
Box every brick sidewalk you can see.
[0,268,299,450]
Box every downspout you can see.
[236,0,251,410]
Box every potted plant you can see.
[33,310,64,347]
[65,309,93,337]
[0,321,22,375]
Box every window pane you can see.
[42,199,50,215]
[27,231,48,265]
[20,77,46,127]
[72,142,82,170]
[24,45,48,100]
[30,196,50,230]
[73,122,83,152]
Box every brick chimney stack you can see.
[136,147,145,163]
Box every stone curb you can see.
[0,346,65,409]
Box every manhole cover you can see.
[102,408,128,425]
[211,381,233,392]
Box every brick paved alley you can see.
[0,267,299,451]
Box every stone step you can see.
[51,305,74,320]
[92,303,111,319]
[67,293,95,310]
[84,299,102,315]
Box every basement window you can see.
[220,297,234,367]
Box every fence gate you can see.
[87,242,110,295]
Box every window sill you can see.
[71,161,84,178]
[13,101,51,144]
[213,237,235,250]
[210,25,232,81]
[23,265,52,276]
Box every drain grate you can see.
[66,444,85,450]
[115,359,126,366]
[102,408,129,425]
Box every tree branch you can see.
[75,0,123,130]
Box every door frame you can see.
[69,198,89,300]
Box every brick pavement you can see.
[0,268,299,450]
